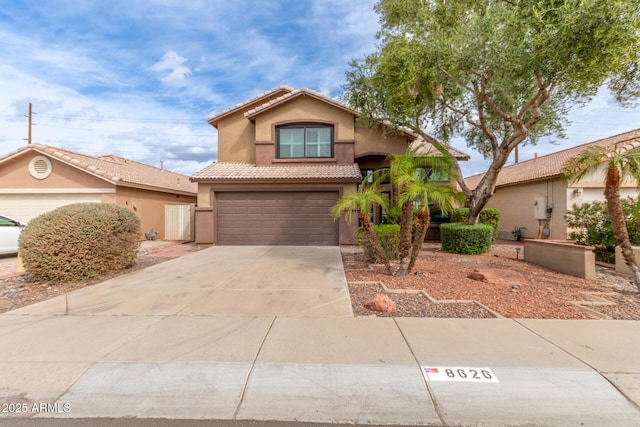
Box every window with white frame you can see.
[277,125,333,158]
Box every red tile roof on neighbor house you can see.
[0,144,197,195]
[464,128,640,189]
[190,162,362,182]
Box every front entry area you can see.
[216,191,339,246]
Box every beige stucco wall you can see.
[484,178,568,239]
[216,112,256,164]
[486,171,639,240]
[0,153,113,190]
[115,186,196,240]
[214,91,296,163]
[215,96,410,166]
[355,125,409,158]
[253,96,355,143]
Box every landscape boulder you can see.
[364,294,397,314]
[468,269,526,286]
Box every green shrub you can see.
[565,197,640,263]
[355,224,400,262]
[450,208,501,243]
[440,222,493,254]
[18,203,141,283]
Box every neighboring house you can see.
[464,129,640,240]
[191,86,468,245]
[0,144,198,240]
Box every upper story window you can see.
[277,124,333,158]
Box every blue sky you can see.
[0,1,638,177]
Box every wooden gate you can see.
[165,204,194,241]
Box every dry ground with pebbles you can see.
[345,242,640,320]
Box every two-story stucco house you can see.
[191,86,468,246]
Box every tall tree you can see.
[562,146,640,292]
[344,0,640,224]
[331,182,393,274]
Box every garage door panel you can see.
[0,193,103,223]
[216,191,338,246]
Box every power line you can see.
[34,112,207,125]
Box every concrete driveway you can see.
[8,246,354,317]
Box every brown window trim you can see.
[276,123,334,159]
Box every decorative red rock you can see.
[467,269,526,285]
[364,294,397,314]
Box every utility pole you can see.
[28,103,32,144]
[24,103,33,144]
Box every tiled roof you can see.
[409,138,470,161]
[244,88,356,119]
[191,162,362,182]
[207,86,294,126]
[0,144,197,194]
[465,128,640,189]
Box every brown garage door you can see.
[216,191,339,245]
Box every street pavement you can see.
[0,245,639,426]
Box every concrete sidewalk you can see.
[0,316,638,425]
[0,246,639,426]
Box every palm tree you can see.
[386,147,457,274]
[331,182,392,274]
[562,146,640,292]
[395,179,465,275]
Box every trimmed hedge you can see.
[440,222,493,254]
[355,224,400,262]
[18,203,141,283]
[451,208,501,243]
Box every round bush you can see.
[451,208,501,243]
[440,222,493,254]
[18,203,141,283]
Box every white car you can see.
[0,215,24,255]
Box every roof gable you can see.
[243,88,356,119]
[0,144,197,195]
[465,128,640,189]
[207,85,294,127]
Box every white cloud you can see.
[152,51,192,82]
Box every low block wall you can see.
[523,239,596,280]
[615,246,640,275]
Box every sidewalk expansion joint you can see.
[392,317,446,426]
[232,315,277,420]
[511,319,640,412]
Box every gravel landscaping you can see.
[344,242,640,320]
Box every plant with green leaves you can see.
[18,203,141,284]
[562,147,640,292]
[451,208,501,243]
[355,224,400,263]
[331,181,392,274]
[380,147,464,275]
[344,0,640,225]
[399,180,466,272]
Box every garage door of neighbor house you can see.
[0,193,103,223]
[216,191,339,245]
